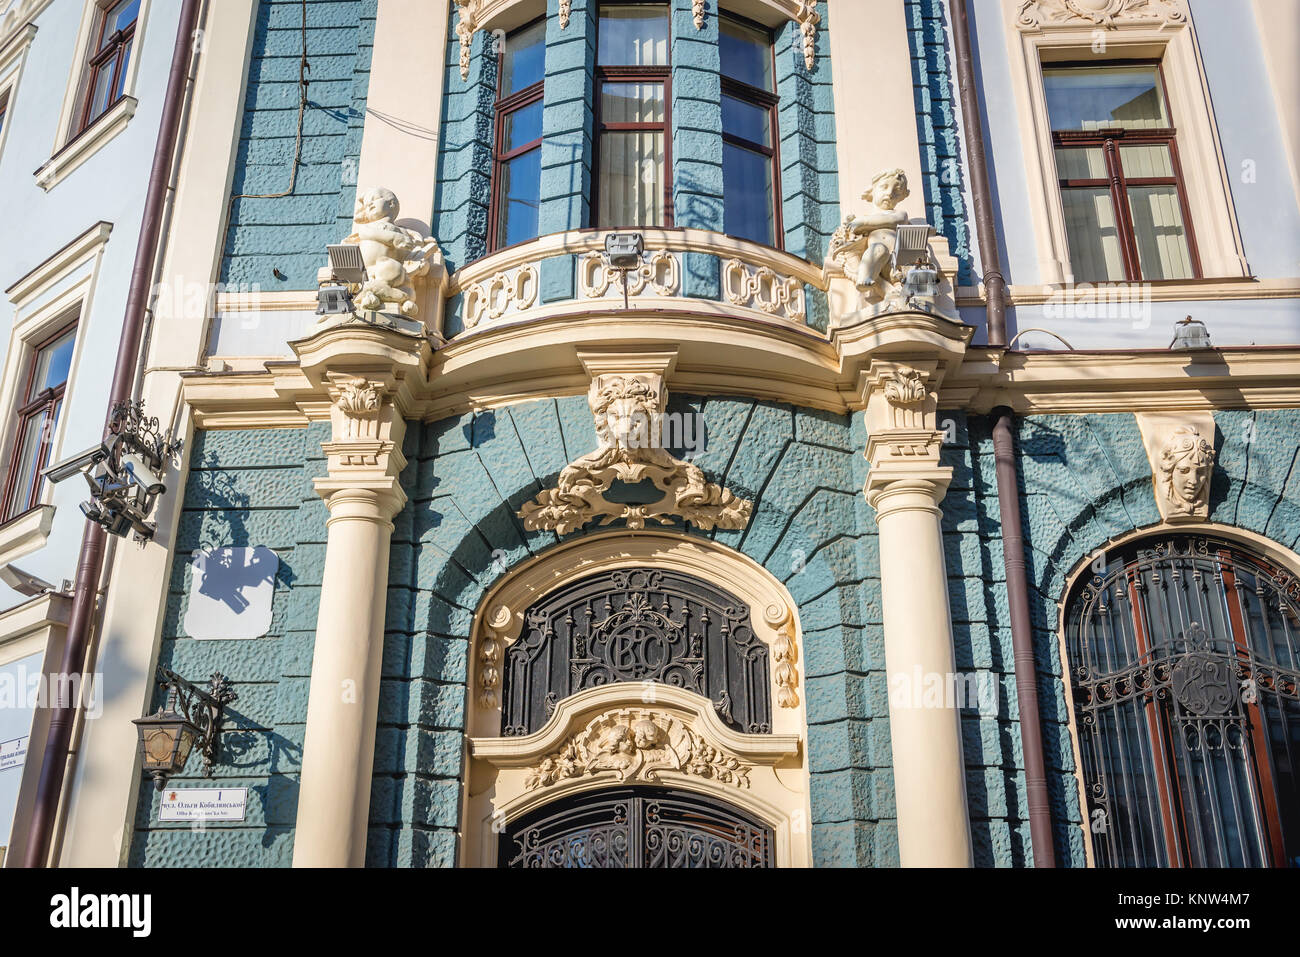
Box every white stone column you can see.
[293,377,407,867]
[863,362,973,867]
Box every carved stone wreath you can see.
[524,708,752,791]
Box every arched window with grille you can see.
[1064,535,1300,867]
[462,534,810,868]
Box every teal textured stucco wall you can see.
[221,0,376,290]
[130,425,330,867]
[372,394,896,866]
[1010,407,1300,866]
[906,0,972,285]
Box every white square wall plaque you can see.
[158,787,249,822]
[183,546,279,640]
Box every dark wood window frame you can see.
[1049,59,1202,282]
[73,0,139,139]
[488,18,546,255]
[1,321,77,523]
[593,2,674,229]
[719,12,782,250]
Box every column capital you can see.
[860,358,955,512]
[864,468,953,517]
[313,476,408,524]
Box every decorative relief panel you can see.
[524,708,752,791]
[579,249,680,302]
[1015,0,1187,30]
[723,258,807,325]
[462,263,538,330]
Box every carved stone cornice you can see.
[1015,0,1187,31]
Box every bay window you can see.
[1045,62,1200,282]
[1,323,76,523]
[491,19,546,251]
[595,3,671,228]
[720,15,780,248]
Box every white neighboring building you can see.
[0,0,179,863]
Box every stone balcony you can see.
[197,223,969,424]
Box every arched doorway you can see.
[499,786,774,868]
[461,532,810,867]
[1063,533,1300,867]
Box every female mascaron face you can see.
[1174,460,1207,503]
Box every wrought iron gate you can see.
[500,787,774,868]
[1065,537,1300,867]
[500,567,770,736]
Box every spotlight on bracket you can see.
[894,223,938,310]
[602,232,647,310]
[1170,315,1212,351]
[317,243,369,316]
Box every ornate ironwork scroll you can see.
[500,787,773,868]
[1066,536,1300,868]
[500,568,771,736]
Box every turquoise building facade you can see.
[16,0,1298,870]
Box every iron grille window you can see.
[594,2,672,228]
[490,18,546,251]
[720,14,780,248]
[500,786,774,867]
[1065,537,1300,867]
[1044,62,1201,282]
[1,322,77,522]
[74,0,140,137]
[500,567,771,736]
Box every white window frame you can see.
[0,20,37,170]
[35,0,152,191]
[0,222,110,564]
[1004,0,1250,286]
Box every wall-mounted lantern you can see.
[132,668,237,790]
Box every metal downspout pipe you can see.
[22,0,204,868]
[950,0,1057,867]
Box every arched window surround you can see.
[1056,522,1300,868]
[460,530,810,867]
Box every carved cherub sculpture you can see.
[829,168,912,304]
[1158,426,1216,516]
[343,187,440,318]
